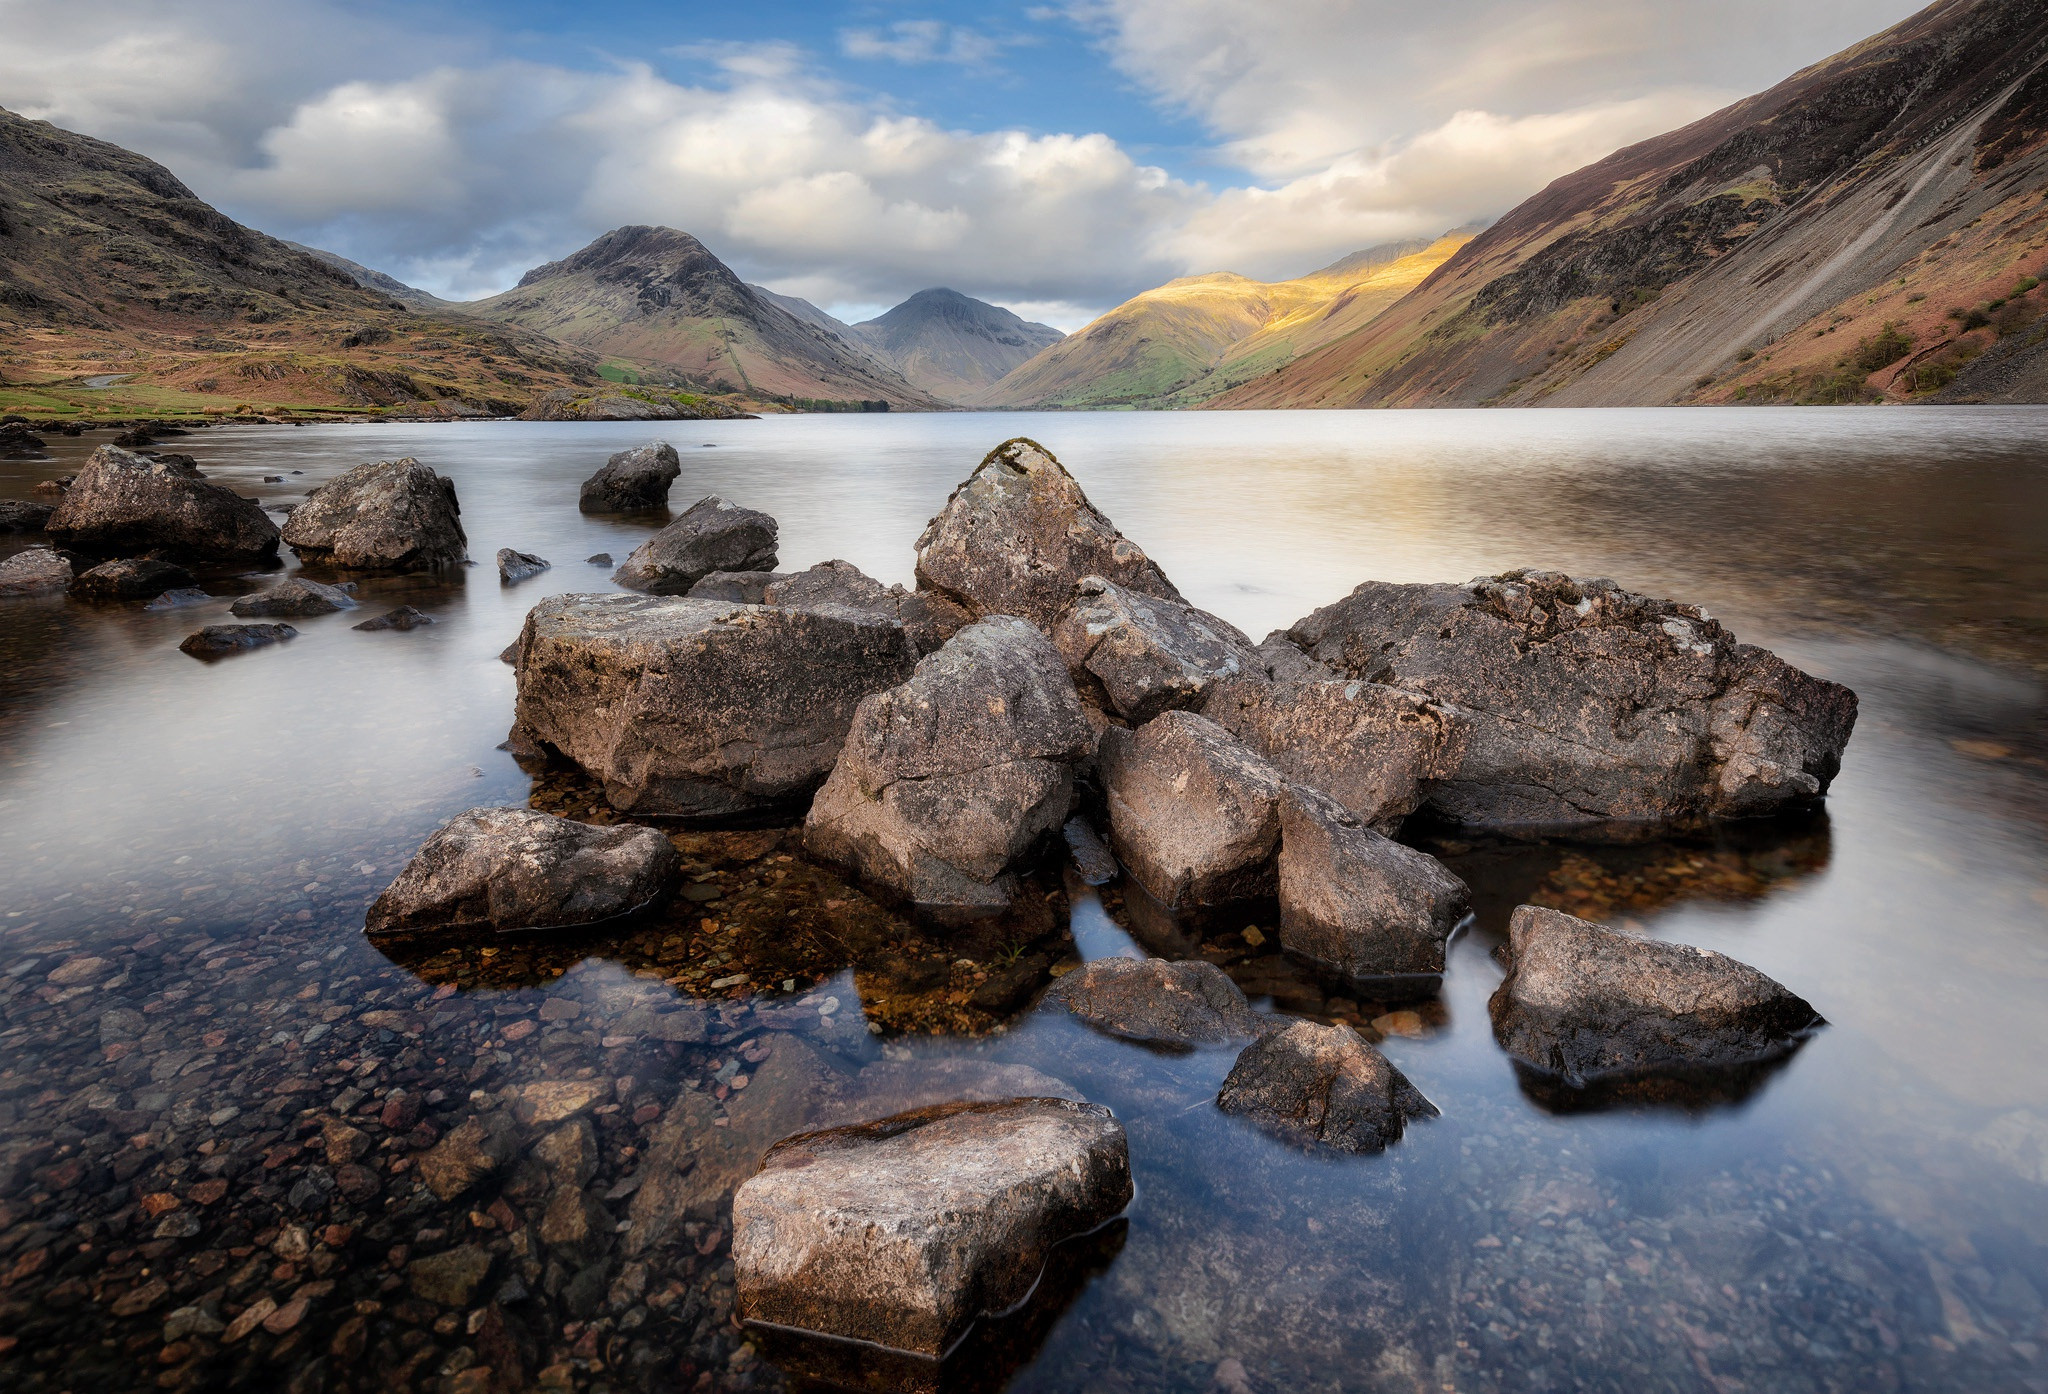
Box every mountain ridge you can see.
[849,288,1063,401]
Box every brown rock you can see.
[407,1245,493,1306]
[1048,956,1266,1047]
[1216,1019,1436,1153]
[0,546,73,596]
[612,495,776,594]
[1098,712,1285,911]
[47,444,280,562]
[281,457,466,571]
[1054,575,1259,722]
[1275,785,1469,978]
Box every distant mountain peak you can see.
[849,288,1063,400]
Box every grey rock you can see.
[686,569,791,603]
[1048,956,1265,1047]
[281,457,467,571]
[1217,1019,1436,1153]
[46,445,279,562]
[143,587,211,610]
[0,500,53,533]
[914,438,1181,631]
[229,576,359,617]
[68,557,195,601]
[497,547,550,583]
[352,605,433,631]
[733,1097,1132,1356]
[515,593,916,816]
[1275,785,1468,978]
[612,495,776,595]
[0,422,47,459]
[1062,817,1118,886]
[585,552,613,565]
[1055,576,1260,722]
[1488,903,1824,1086]
[178,623,295,659]
[0,546,73,595]
[804,617,1093,911]
[766,560,968,656]
[579,441,681,512]
[1099,712,1286,911]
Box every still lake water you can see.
[2,408,2047,1394]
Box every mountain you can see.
[0,105,603,416]
[1213,0,2048,408]
[976,235,1467,409]
[848,288,1064,401]
[749,285,851,336]
[465,226,940,408]
[287,242,455,312]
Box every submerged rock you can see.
[365,806,681,937]
[353,605,434,631]
[47,444,280,562]
[229,576,359,617]
[143,587,211,611]
[1488,903,1823,1086]
[733,1098,1133,1356]
[497,547,550,584]
[281,457,467,571]
[0,500,53,533]
[68,557,196,601]
[1048,956,1266,1047]
[1279,571,1858,832]
[612,496,777,595]
[1099,711,1285,911]
[515,593,916,817]
[178,623,296,659]
[1055,576,1259,722]
[804,617,1094,912]
[0,546,72,595]
[579,440,681,512]
[1217,1019,1437,1153]
[914,438,1181,630]
[1275,785,1469,978]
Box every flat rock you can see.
[416,1113,518,1202]
[68,557,195,601]
[686,569,791,603]
[1276,785,1469,978]
[733,1097,1133,1356]
[805,616,1094,911]
[580,441,681,512]
[1280,570,1858,832]
[0,500,53,533]
[178,623,295,659]
[229,576,359,617]
[353,605,433,631]
[281,457,468,571]
[1055,575,1259,721]
[1048,956,1265,1047]
[1217,1019,1437,1153]
[365,806,681,936]
[1099,712,1286,911]
[515,593,916,816]
[1488,903,1824,1086]
[47,444,280,562]
[612,495,777,595]
[497,548,550,583]
[914,438,1181,630]
[0,546,73,595]
[765,560,968,656]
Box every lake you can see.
[2,408,2046,1394]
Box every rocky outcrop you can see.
[1275,786,1469,978]
[612,496,777,595]
[0,500,53,533]
[914,439,1181,630]
[1098,712,1285,911]
[733,1098,1132,1356]
[497,548,549,584]
[579,441,680,512]
[365,807,681,937]
[763,560,969,656]
[0,546,72,595]
[229,576,358,617]
[353,605,434,631]
[1216,1020,1437,1153]
[68,557,195,601]
[1048,956,1266,1047]
[1488,904,1823,1086]
[178,623,295,659]
[1280,571,1857,832]
[514,594,917,817]
[804,617,1094,912]
[46,444,280,563]
[1054,576,1259,722]
[281,458,467,571]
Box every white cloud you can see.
[840,21,1005,66]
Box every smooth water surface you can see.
[2,409,2046,1394]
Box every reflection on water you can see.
[2,409,2047,1394]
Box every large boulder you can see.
[914,439,1180,630]
[1216,1020,1436,1153]
[0,546,72,595]
[365,807,681,937]
[68,557,195,601]
[733,1098,1132,1357]
[579,441,681,512]
[281,458,467,571]
[1275,786,1469,978]
[229,576,358,617]
[1054,576,1259,722]
[1098,712,1285,911]
[1047,956,1266,1047]
[804,617,1094,912]
[46,444,280,563]
[764,560,969,657]
[1488,904,1823,1086]
[612,496,776,595]
[514,594,917,817]
[1278,571,1858,832]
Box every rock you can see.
[111,427,154,448]
[1488,904,1824,1086]
[0,500,53,532]
[586,552,613,565]
[1062,817,1118,886]
[539,1186,612,1258]
[229,576,359,617]
[0,422,48,458]
[1216,1019,1436,1153]
[365,806,681,936]
[516,593,916,816]
[506,1081,610,1126]
[579,441,681,511]
[417,1113,518,1201]
[914,438,1181,630]
[685,569,790,603]
[733,1098,1133,1356]
[67,557,195,601]
[805,617,1094,912]
[1099,712,1286,911]
[765,560,966,655]
[1274,785,1469,978]
[612,496,777,595]
[497,548,550,584]
[0,546,73,595]
[1055,576,1260,721]
[407,1244,493,1307]
[46,445,280,562]
[353,605,433,631]
[178,623,295,659]
[281,457,468,571]
[142,588,211,610]
[533,1119,599,1189]
[1048,956,1266,1047]
[1279,571,1859,831]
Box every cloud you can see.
[839,21,1005,66]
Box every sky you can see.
[0,0,1928,329]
